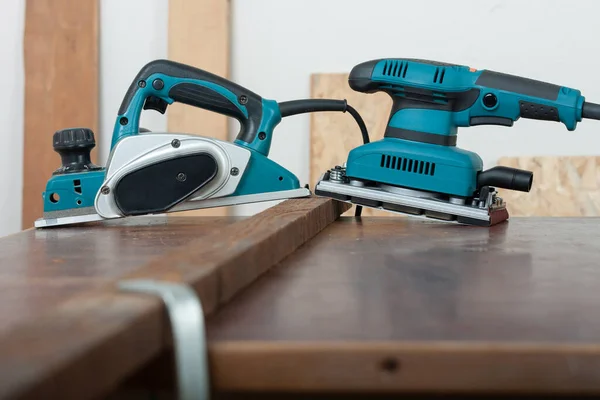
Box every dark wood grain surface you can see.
[207,216,600,342]
[206,217,600,394]
[0,198,348,400]
[0,216,234,336]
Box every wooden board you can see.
[207,216,600,395]
[310,73,600,218]
[22,0,99,229]
[310,73,392,216]
[167,0,231,217]
[0,198,348,399]
[498,156,600,216]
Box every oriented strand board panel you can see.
[310,73,393,216]
[168,0,231,217]
[22,0,99,229]
[310,74,600,218]
[498,156,600,217]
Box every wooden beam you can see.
[168,0,231,217]
[210,341,600,395]
[0,198,349,399]
[22,0,99,229]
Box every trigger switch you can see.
[143,96,168,114]
[470,116,514,127]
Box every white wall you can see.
[231,0,600,215]
[2,0,600,235]
[99,0,169,163]
[0,0,25,237]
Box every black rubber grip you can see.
[519,101,559,122]
[117,59,264,144]
[385,127,457,146]
[476,70,561,101]
[169,83,247,121]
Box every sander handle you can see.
[348,58,589,140]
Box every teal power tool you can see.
[315,58,600,226]
[35,59,369,228]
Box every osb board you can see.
[168,0,231,217]
[310,73,600,218]
[22,0,99,228]
[498,156,600,217]
[310,73,392,216]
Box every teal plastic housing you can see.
[234,99,281,156]
[368,59,585,137]
[42,71,297,215]
[345,137,483,197]
[41,170,106,213]
[341,58,588,198]
[232,151,301,197]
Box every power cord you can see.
[277,99,369,217]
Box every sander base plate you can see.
[315,170,509,227]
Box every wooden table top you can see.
[206,216,600,395]
[0,216,236,336]
[0,198,347,400]
[209,216,600,343]
[2,207,600,397]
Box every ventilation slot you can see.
[383,60,408,78]
[379,154,436,176]
[433,67,447,84]
[73,179,82,195]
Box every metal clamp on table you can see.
[118,279,210,400]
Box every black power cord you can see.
[278,99,370,217]
[582,101,600,120]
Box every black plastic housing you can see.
[477,166,533,193]
[52,128,102,175]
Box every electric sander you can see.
[315,58,600,226]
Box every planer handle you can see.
[111,59,279,155]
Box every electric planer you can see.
[35,59,369,228]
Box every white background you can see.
[2,0,600,235]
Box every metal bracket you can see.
[118,279,209,400]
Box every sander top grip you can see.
[348,58,587,135]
